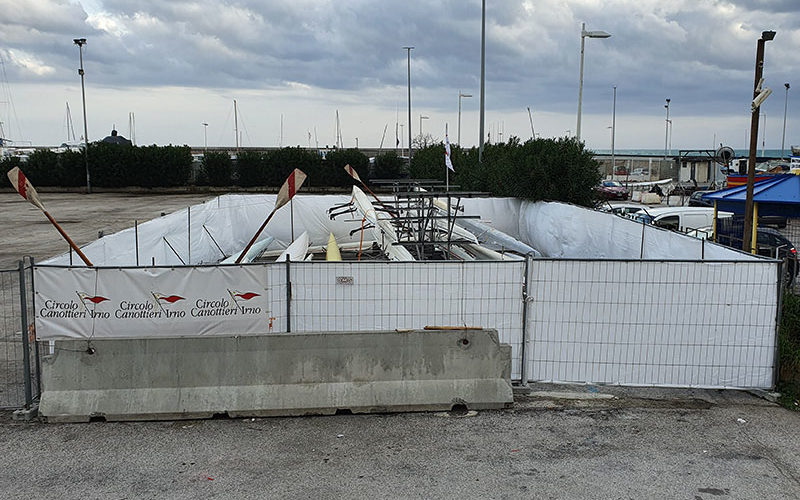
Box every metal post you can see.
[664,98,670,159]
[761,112,767,158]
[781,83,790,159]
[458,92,471,145]
[403,46,414,169]
[744,32,774,253]
[774,260,785,389]
[28,256,41,397]
[135,220,139,266]
[478,0,486,162]
[611,86,616,177]
[520,256,531,385]
[74,38,91,194]
[187,207,191,265]
[577,23,586,141]
[18,260,33,407]
[285,255,292,333]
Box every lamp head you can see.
[786,83,791,90]
[761,30,776,41]
[583,29,611,39]
[73,38,86,46]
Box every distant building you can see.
[101,129,132,146]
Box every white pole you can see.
[782,83,790,159]
[611,86,616,178]
[577,23,586,141]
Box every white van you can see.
[631,207,733,232]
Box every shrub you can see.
[202,151,232,187]
[321,148,369,187]
[236,150,267,187]
[372,151,406,180]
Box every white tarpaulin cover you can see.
[34,265,276,339]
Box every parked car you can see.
[755,228,798,283]
[689,190,715,207]
[631,207,733,232]
[597,201,648,216]
[594,180,629,200]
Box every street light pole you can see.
[403,46,414,169]
[611,85,616,177]
[664,98,670,159]
[458,92,472,145]
[202,122,208,152]
[743,30,776,253]
[419,114,429,139]
[577,22,611,142]
[478,0,486,163]
[782,83,790,159]
[73,38,90,194]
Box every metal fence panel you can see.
[526,260,778,388]
[0,261,38,409]
[289,261,526,379]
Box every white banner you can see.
[34,266,276,339]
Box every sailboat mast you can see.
[233,99,239,152]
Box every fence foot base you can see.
[512,383,531,396]
[746,389,780,403]
[12,404,38,422]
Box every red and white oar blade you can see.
[275,168,307,211]
[343,164,361,183]
[6,167,45,212]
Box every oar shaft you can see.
[235,208,277,264]
[43,211,93,266]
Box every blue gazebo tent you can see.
[702,174,800,217]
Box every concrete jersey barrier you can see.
[38,329,513,422]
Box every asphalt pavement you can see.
[2,385,800,499]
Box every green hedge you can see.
[410,136,601,206]
[4,139,601,205]
[4,143,192,188]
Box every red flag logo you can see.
[154,293,184,303]
[77,292,110,310]
[84,295,109,304]
[233,292,260,300]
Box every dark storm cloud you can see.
[2,0,798,118]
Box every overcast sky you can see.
[1,0,798,151]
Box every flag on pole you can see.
[445,127,454,172]
[275,168,307,211]
[343,164,362,182]
[7,167,45,211]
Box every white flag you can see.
[445,128,454,172]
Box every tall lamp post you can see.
[611,85,617,177]
[576,22,611,142]
[478,0,486,162]
[782,82,790,159]
[403,46,414,168]
[202,122,208,152]
[419,114,429,139]
[73,38,90,194]
[664,98,671,158]
[458,92,472,145]
[743,30,776,254]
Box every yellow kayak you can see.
[326,232,342,261]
